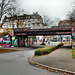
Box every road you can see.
[0,42,63,75]
[35,41,61,46]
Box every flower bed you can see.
[34,43,63,56]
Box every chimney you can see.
[36,12,38,14]
[33,12,35,14]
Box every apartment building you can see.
[2,12,46,29]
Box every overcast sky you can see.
[17,0,75,20]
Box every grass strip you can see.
[0,48,19,54]
[72,48,75,58]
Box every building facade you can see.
[51,20,72,29]
[2,12,46,29]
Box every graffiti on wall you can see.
[72,26,75,41]
[18,37,34,47]
[25,38,27,46]
[12,37,18,47]
[72,26,75,47]
[19,37,25,46]
[0,37,10,47]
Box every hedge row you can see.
[34,43,63,56]
[72,49,75,58]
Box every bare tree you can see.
[54,18,60,26]
[0,0,16,24]
[67,9,75,25]
[0,0,28,27]
[8,8,28,16]
[41,15,54,44]
[42,15,54,28]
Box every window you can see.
[11,0,15,2]
[26,16,28,19]
[33,24,35,26]
[32,16,35,18]
[38,19,41,21]
[35,24,37,26]
[3,25,7,28]
[29,24,30,26]
[38,19,43,22]
[24,24,26,26]
[18,25,22,28]
[8,25,12,28]
[24,21,25,24]
[14,25,17,28]
[28,16,30,18]
[39,24,41,26]
[33,19,35,21]
[38,24,40,26]
[28,19,30,22]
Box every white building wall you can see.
[8,25,13,29]
[3,14,44,29]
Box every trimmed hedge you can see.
[35,43,63,56]
[72,49,75,58]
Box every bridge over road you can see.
[14,27,71,36]
[13,26,72,47]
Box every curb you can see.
[28,56,75,75]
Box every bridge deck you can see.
[14,28,71,36]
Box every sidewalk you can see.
[0,41,60,50]
[0,44,47,51]
[31,44,75,73]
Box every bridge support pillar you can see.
[27,36,29,46]
[61,37,62,43]
[67,37,68,42]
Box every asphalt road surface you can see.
[0,47,63,75]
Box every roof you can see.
[4,12,42,22]
[59,19,75,26]
[14,28,30,32]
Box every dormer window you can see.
[28,16,30,18]
[32,16,35,18]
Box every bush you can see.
[72,49,75,58]
[35,49,43,55]
[34,46,58,56]
[34,43,63,56]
